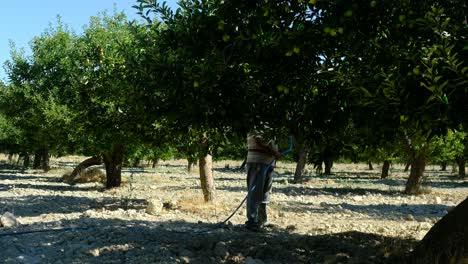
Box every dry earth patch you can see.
[0,157,466,263]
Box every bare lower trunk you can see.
[151,158,159,168]
[368,161,374,170]
[23,154,30,168]
[404,161,411,172]
[440,162,447,171]
[457,157,465,178]
[70,155,103,179]
[41,146,50,172]
[187,157,196,172]
[103,144,124,189]
[198,137,215,202]
[132,158,141,167]
[404,151,426,195]
[381,160,391,179]
[33,150,42,169]
[294,143,310,183]
[324,159,333,175]
[408,197,468,263]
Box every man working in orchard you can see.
[245,131,282,231]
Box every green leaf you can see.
[344,10,353,17]
[218,21,225,31]
[441,94,449,105]
[359,87,372,97]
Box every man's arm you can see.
[254,136,283,160]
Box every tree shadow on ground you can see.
[0,173,53,182]
[0,163,26,170]
[422,176,468,189]
[0,217,416,264]
[301,173,407,186]
[281,201,450,221]
[0,195,146,217]
[273,185,402,197]
[164,183,403,197]
[0,182,101,193]
[329,171,383,179]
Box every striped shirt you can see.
[246,133,278,164]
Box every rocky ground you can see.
[0,156,467,264]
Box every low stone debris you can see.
[0,212,19,228]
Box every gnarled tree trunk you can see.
[23,154,30,168]
[70,155,103,179]
[440,162,447,171]
[103,143,124,189]
[41,146,50,172]
[408,197,468,263]
[404,161,411,172]
[198,136,215,202]
[404,149,427,195]
[294,142,310,183]
[381,160,391,179]
[7,153,13,163]
[187,156,196,172]
[457,156,465,178]
[324,159,333,175]
[151,158,159,168]
[33,150,42,169]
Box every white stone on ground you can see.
[0,212,19,228]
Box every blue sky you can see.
[0,0,178,82]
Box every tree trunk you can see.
[41,146,50,172]
[404,161,411,172]
[22,154,30,168]
[324,159,333,175]
[294,143,310,183]
[103,143,124,189]
[198,137,215,202]
[440,162,447,171]
[457,157,465,178]
[368,161,374,170]
[381,160,391,179]
[187,157,196,172]
[33,150,42,169]
[404,150,426,195]
[132,158,141,168]
[7,153,13,163]
[70,156,103,179]
[408,197,468,263]
[151,158,159,168]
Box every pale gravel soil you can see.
[0,156,467,264]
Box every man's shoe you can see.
[245,221,262,232]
